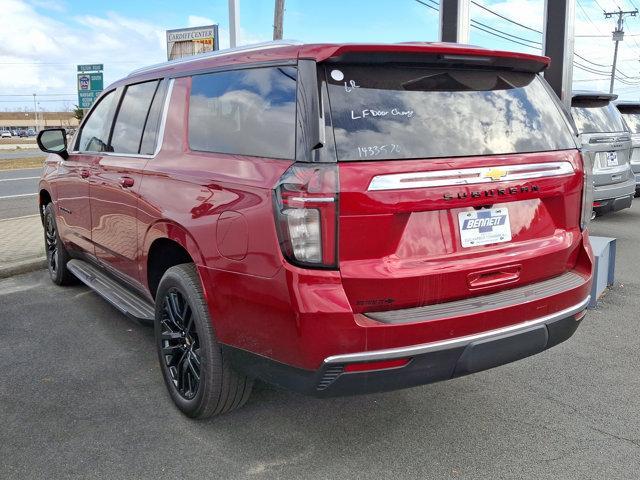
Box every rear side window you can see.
[140,81,168,155]
[572,101,626,134]
[77,90,118,152]
[188,66,297,159]
[111,80,160,154]
[618,110,640,134]
[324,65,576,161]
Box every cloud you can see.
[0,1,267,111]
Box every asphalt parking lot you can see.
[1,204,640,479]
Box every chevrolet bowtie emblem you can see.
[482,168,508,181]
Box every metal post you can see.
[542,0,575,109]
[273,0,285,40]
[228,0,239,48]
[439,0,470,43]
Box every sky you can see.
[1,0,640,112]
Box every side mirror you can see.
[37,128,69,160]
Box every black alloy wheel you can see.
[160,288,202,400]
[42,203,75,285]
[154,263,253,418]
[44,211,59,275]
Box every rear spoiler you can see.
[300,43,550,74]
[572,92,618,103]
[615,101,640,113]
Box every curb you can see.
[0,257,47,279]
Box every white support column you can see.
[439,0,470,44]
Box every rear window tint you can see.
[571,101,626,134]
[111,80,159,154]
[189,66,297,159]
[324,65,576,161]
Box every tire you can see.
[154,263,253,418]
[43,203,76,286]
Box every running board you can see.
[67,259,155,323]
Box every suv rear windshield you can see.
[618,109,640,134]
[571,100,626,134]
[324,64,576,161]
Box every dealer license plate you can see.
[458,208,512,248]
[605,151,618,167]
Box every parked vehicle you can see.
[37,41,593,418]
[11,129,18,136]
[615,100,640,195]
[1,130,12,138]
[18,130,29,138]
[26,129,36,137]
[571,91,635,214]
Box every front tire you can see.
[154,263,253,418]
[43,203,76,285]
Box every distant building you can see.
[0,112,79,132]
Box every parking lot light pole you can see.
[228,0,239,48]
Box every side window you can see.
[188,66,297,159]
[110,80,159,154]
[76,90,118,152]
[140,80,168,155]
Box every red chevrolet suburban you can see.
[37,41,593,418]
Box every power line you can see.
[415,0,438,13]
[470,1,542,34]
[470,19,541,46]
[413,0,640,89]
[470,22,539,49]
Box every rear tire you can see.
[43,203,76,286]
[154,263,253,418]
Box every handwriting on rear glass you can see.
[350,108,414,120]
[357,144,401,158]
[344,80,360,92]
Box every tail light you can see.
[580,152,594,230]
[273,163,338,268]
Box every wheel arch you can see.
[142,220,206,299]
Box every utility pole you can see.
[32,93,37,132]
[273,0,285,40]
[604,8,638,94]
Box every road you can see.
[1,204,640,479]
[0,149,44,159]
[0,167,40,219]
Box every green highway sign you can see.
[77,70,104,109]
[77,64,103,72]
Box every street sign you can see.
[77,65,103,109]
[77,64,104,72]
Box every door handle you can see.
[80,169,90,179]
[119,176,135,188]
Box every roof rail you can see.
[128,40,303,77]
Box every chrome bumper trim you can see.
[323,296,590,365]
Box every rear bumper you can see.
[593,177,635,202]
[224,296,589,397]
[593,194,634,214]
